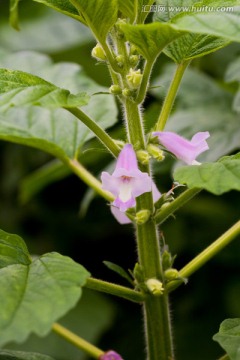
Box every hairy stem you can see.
[136,60,154,105]
[156,61,190,131]
[167,220,240,292]
[52,323,104,358]
[86,277,145,303]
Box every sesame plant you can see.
[0,1,240,360]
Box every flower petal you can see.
[101,172,121,197]
[113,195,136,212]
[113,144,138,174]
[99,350,124,360]
[152,131,210,165]
[111,206,132,224]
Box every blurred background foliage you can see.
[0,1,240,359]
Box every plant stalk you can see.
[156,61,190,131]
[52,323,104,358]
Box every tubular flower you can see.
[99,350,124,360]
[101,144,152,212]
[152,131,210,165]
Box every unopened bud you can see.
[146,278,164,296]
[130,45,139,55]
[136,149,151,165]
[147,144,165,161]
[135,210,151,225]
[126,68,143,89]
[129,55,139,67]
[109,85,122,95]
[115,55,124,68]
[164,268,180,281]
[99,350,123,360]
[91,44,106,61]
[122,88,133,98]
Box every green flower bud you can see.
[115,55,125,68]
[129,55,139,67]
[146,278,164,296]
[133,263,145,285]
[126,68,143,89]
[130,45,139,55]
[135,210,151,225]
[122,88,133,98]
[147,144,165,161]
[164,268,180,281]
[91,44,106,61]
[109,85,122,95]
[136,149,151,165]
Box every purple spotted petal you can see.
[152,131,210,165]
[99,350,124,360]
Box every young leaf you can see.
[0,229,90,347]
[174,154,240,195]
[117,0,136,23]
[119,22,185,62]
[69,0,118,42]
[32,0,87,24]
[0,69,89,111]
[154,0,230,63]
[137,0,155,23]
[0,350,55,360]
[213,318,240,360]
[103,261,133,285]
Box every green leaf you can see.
[32,0,86,24]
[154,0,230,62]
[103,261,133,285]
[0,229,31,268]
[0,51,118,161]
[152,64,240,162]
[0,69,89,111]
[171,5,240,43]
[0,8,92,53]
[137,0,155,23]
[69,0,118,42]
[0,350,55,360]
[118,0,136,23]
[9,0,21,30]
[225,56,240,113]
[5,290,116,360]
[0,229,90,347]
[120,22,185,62]
[174,154,240,195]
[213,318,240,360]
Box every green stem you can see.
[136,60,154,105]
[66,158,114,202]
[156,61,190,131]
[155,188,201,225]
[125,100,173,360]
[52,323,104,358]
[66,107,119,157]
[218,355,230,360]
[86,277,145,303]
[167,220,240,292]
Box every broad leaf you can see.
[152,65,240,162]
[0,69,89,111]
[174,154,240,195]
[154,0,230,62]
[68,0,118,42]
[171,4,240,43]
[137,0,155,23]
[0,8,92,52]
[0,229,90,347]
[118,0,136,23]
[213,318,240,360]
[0,350,55,360]
[0,51,118,161]
[32,0,86,24]
[120,22,185,62]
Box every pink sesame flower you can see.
[152,131,210,165]
[99,350,124,360]
[101,144,152,212]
